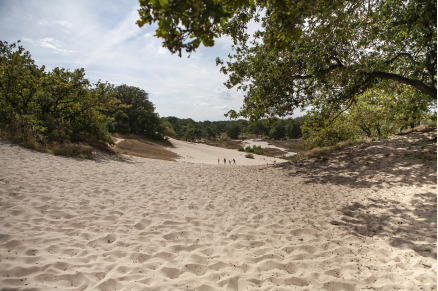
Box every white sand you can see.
[0,135,436,290]
[168,138,286,165]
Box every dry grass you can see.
[114,136,179,161]
[203,139,243,150]
[268,139,307,153]
[52,143,94,159]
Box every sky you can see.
[0,0,246,121]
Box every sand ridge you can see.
[0,133,436,290]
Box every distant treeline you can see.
[161,116,305,141]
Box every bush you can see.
[245,153,254,159]
[238,146,244,151]
[245,145,264,155]
[252,145,265,155]
[245,145,254,152]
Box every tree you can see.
[138,0,436,120]
[286,117,304,139]
[0,41,45,127]
[269,123,286,140]
[0,41,120,144]
[247,119,269,137]
[205,125,217,139]
[226,122,241,139]
[301,82,434,148]
[110,85,162,139]
[159,118,176,137]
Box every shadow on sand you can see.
[332,192,437,259]
[277,131,436,189]
[277,131,437,259]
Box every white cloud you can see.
[1,0,245,121]
[22,37,74,54]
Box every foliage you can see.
[226,122,241,139]
[0,41,120,148]
[247,119,269,137]
[159,118,176,137]
[286,116,304,139]
[245,153,254,159]
[244,145,264,155]
[301,82,435,149]
[107,85,163,139]
[138,0,436,122]
[164,116,305,141]
[137,0,241,56]
[269,123,286,140]
[301,111,361,149]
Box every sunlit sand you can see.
[0,132,436,290]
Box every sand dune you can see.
[167,138,285,165]
[0,132,436,290]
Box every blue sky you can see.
[0,0,245,121]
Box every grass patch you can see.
[204,139,243,150]
[115,137,179,161]
[52,143,94,159]
[291,138,370,161]
[268,139,307,153]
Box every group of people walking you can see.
[219,158,236,165]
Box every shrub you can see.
[252,145,265,155]
[245,145,253,152]
[245,153,254,159]
[238,146,244,151]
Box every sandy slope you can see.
[0,132,436,290]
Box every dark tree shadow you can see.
[331,192,437,259]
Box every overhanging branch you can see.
[372,71,436,100]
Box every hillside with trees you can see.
[0,41,165,156]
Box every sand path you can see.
[0,135,436,290]
[168,138,285,165]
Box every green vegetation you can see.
[244,145,265,155]
[301,83,436,149]
[0,41,165,158]
[138,0,436,150]
[139,0,436,112]
[163,116,305,142]
[0,41,120,150]
[245,153,254,159]
[106,85,163,140]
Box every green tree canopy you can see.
[0,41,120,144]
[109,85,162,139]
[226,122,241,139]
[138,0,436,120]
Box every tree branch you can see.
[372,71,437,99]
[385,53,421,66]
